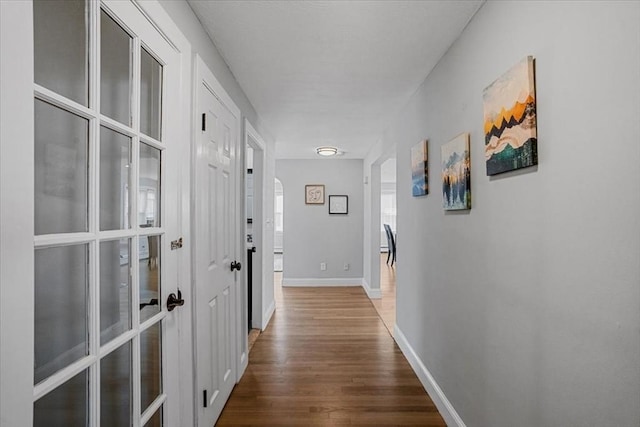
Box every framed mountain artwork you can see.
[483,56,538,176]
[441,133,471,210]
[411,139,428,196]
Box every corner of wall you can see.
[393,325,466,427]
[262,299,276,330]
[361,278,381,299]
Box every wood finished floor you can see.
[217,278,445,426]
[370,253,397,338]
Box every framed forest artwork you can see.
[441,133,471,210]
[411,139,428,196]
[483,56,538,175]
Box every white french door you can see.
[31,1,181,426]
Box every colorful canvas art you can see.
[441,133,471,210]
[411,139,428,196]
[483,56,538,176]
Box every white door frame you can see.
[364,142,396,300]
[192,54,247,397]
[244,120,276,330]
[0,2,35,425]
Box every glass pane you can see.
[100,127,131,230]
[35,99,89,235]
[101,10,131,125]
[144,406,162,427]
[140,323,162,412]
[101,342,132,427]
[100,239,131,345]
[34,0,88,106]
[34,369,89,427]
[35,244,88,384]
[139,144,161,227]
[140,48,163,140]
[139,236,160,323]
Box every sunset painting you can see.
[411,139,428,196]
[483,56,537,175]
[441,133,470,210]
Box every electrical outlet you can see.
[344,263,350,271]
[320,262,327,271]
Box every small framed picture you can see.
[305,184,325,204]
[329,195,348,214]
[411,139,428,197]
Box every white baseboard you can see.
[394,325,466,427]
[262,299,276,330]
[361,278,381,299]
[281,277,363,287]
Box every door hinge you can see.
[203,389,208,408]
[201,113,206,131]
[170,237,183,250]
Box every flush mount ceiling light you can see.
[316,146,338,157]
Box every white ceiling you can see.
[188,0,483,159]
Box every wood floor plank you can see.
[216,283,445,426]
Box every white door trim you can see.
[0,2,35,425]
[245,119,265,151]
[244,119,276,331]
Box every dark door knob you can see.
[230,261,242,271]
[167,290,184,311]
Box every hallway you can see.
[217,284,445,426]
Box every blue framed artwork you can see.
[411,139,428,197]
[441,133,471,210]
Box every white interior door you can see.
[30,1,182,425]
[194,58,243,426]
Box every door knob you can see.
[167,290,184,311]
[230,261,242,271]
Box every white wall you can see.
[277,159,364,283]
[386,2,640,426]
[380,158,396,184]
[160,1,259,130]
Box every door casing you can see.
[244,120,276,330]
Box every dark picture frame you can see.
[328,195,348,214]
